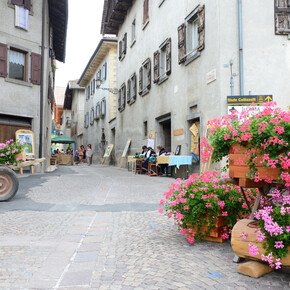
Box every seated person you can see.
[157,145,168,174]
[141,145,147,155]
[142,146,156,171]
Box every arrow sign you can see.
[265,96,272,102]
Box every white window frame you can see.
[185,7,200,64]
[131,18,136,46]
[159,40,167,80]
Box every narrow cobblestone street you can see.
[0,165,289,289]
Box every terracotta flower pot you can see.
[187,214,226,243]
[15,151,26,161]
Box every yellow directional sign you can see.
[227,95,273,106]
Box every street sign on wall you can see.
[227,95,273,115]
[227,95,273,106]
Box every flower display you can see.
[248,190,290,268]
[0,139,25,166]
[159,171,257,244]
[202,103,290,185]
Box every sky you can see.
[55,0,104,88]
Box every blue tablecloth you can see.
[169,155,192,169]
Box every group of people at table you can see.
[137,145,168,175]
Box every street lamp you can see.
[96,78,118,94]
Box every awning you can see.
[51,135,75,144]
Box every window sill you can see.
[158,74,168,85]
[141,88,149,97]
[5,78,32,87]
[128,98,136,105]
[119,53,125,61]
[185,51,200,66]
[142,19,150,30]
[159,0,165,7]
[130,39,136,48]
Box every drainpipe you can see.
[238,0,244,96]
[39,0,45,158]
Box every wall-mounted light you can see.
[96,78,118,94]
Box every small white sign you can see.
[227,105,262,115]
[206,69,217,84]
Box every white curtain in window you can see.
[9,50,25,65]
[15,5,29,31]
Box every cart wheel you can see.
[0,167,19,201]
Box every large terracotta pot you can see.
[231,219,290,267]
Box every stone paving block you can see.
[74,251,99,263]
[59,270,92,287]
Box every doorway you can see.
[162,120,171,152]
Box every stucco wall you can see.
[115,0,290,170]
[0,0,54,172]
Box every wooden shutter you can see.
[30,52,41,85]
[122,83,126,109]
[146,58,151,90]
[166,37,171,75]
[153,50,160,83]
[143,0,149,24]
[0,43,7,78]
[11,0,23,6]
[132,73,137,100]
[198,5,205,51]
[127,79,131,103]
[118,41,122,60]
[103,62,107,80]
[274,0,290,35]
[118,89,121,111]
[139,66,143,95]
[178,23,186,64]
[123,33,127,55]
[24,0,31,10]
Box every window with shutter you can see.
[118,89,121,111]
[178,5,205,66]
[198,5,205,51]
[131,18,136,45]
[101,98,106,115]
[103,63,107,80]
[138,67,143,95]
[139,59,151,95]
[30,52,40,84]
[178,23,186,64]
[119,34,127,61]
[166,37,171,75]
[90,108,94,125]
[11,0,31,11]
[122,83,126,110]
[275,0,290,35]
[143,0,149,26]
[96,102,101,117]
[0,43,8,78]
[127,79,131,104]
[123,33,127,56]
[15,4,29,31]
[153,50,160,83]
[127,73,137,105]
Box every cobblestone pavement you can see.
[0,165,289,289]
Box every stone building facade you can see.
[0,0,67,170]
[63,80,85,150]
[78,38,118,164]
[101,0,290,172]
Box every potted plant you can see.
[0,139,25,166]
[99,113,105,119]
[159,171,257,243]
[231,189,290,268]
[94,116,100,121]
[201,102,290,185]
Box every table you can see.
[127,156,136,172]
[55,154,73,165]
[157,155,192,178]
